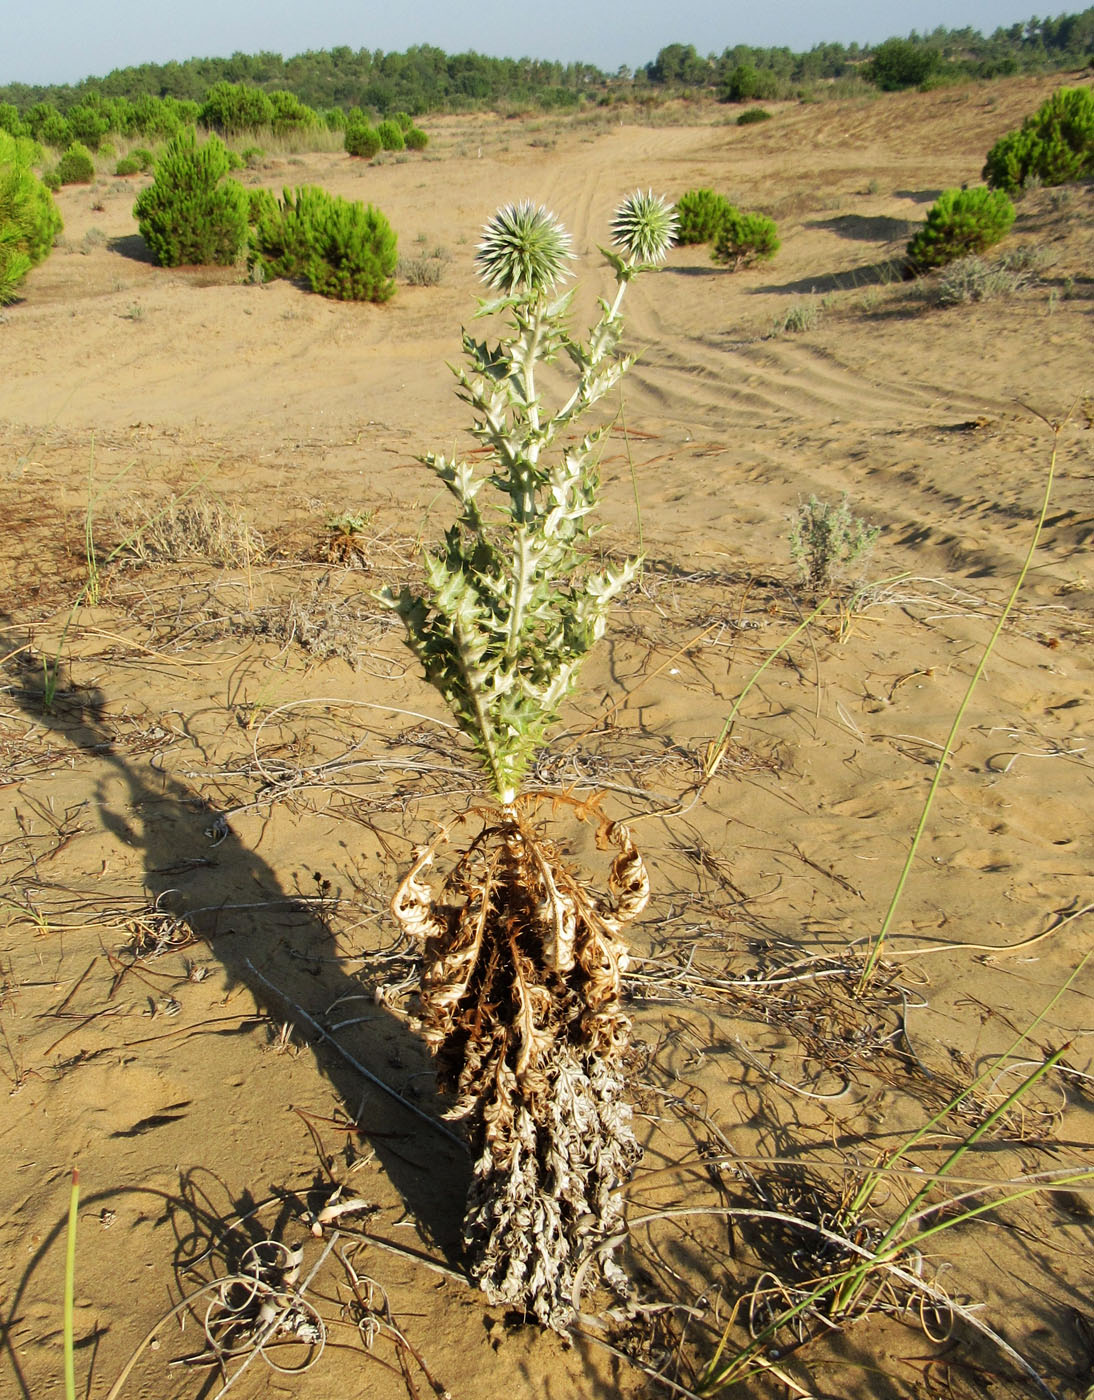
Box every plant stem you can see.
[64,1166,78,1400]
[857,425,1059,991]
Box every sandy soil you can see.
[1,73,1092,1400]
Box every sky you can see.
[5,1,1050,87]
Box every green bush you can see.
[713,209,780,268]
[26,103,71,149]
[250,184,335,281]
[133,129,249,267]
[200,82,274,134]
[115,154,142,176]
[245,185,278,226]
[0,129,63,303]
[55,142,96,185]
[404,126,429,150]
[722,64,779,102]
[130,146,156,171]
[303,197,397,302]
[674,188,735,245]
[376,119,405,151]
[267,91,319,136]
[867,38,941,91]
[983,86,1094,194]
[65,103,110,150]
[345,123,382,159]
[0,103,26,138]
[391,111,414,132]
[737,108,773,126]
[904,186,1015,276]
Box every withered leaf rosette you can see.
[381,192,673,1328]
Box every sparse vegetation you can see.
[905,186,1015,276]
[790,494,879,591]
[932,246,1051,304]
[133,128,250,267]
[124,492,266,565]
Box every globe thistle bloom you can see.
[474,201,574,296]
[610,189,677,266]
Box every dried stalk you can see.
[392,800,649,1328]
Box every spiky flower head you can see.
[610,189,677,266]
[474,200,574,296]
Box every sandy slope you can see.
[1,74,1092,1400]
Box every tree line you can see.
[2,12,1092,118]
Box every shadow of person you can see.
[0,637,469,1256]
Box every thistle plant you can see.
[383,191,674,1327]
[383,192,675,806]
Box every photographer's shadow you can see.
[2,642,469,1254]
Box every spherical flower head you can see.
[610,189,677,265]
[474,201,574,296]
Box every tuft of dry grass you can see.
[122,494,266,567]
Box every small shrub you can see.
[304,197,397,302]
[771,299,820,334]
[674,187,735,245]
[376,119,405,152]
[250,184,398,302]
[0,129,63,303]
[983,86,1094,194]
[200,82,274,135]
[55,142,96,185]
[736,107,772,126]
[240,146,265,168]
[250,184,334,281]
[713,208,780,268]
[129,147,155,171]
[267,91,318,137]
[133,129,250,267]
[128,493,265,565]
[324,510,373,566]
[867,38,941,91]
[399,254,445,285]
[27,103,70,149]
[114,154,142,176]
[404,126,429,150]
[931,246,1052,305]
[933,255,1023,305]
[790,495,879,592]
[904,186,1015,276]
[391,111,414,132]
[344,123,382,159]
[722,64,779,102]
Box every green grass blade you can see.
[64,1165,79,1400]
[857,426,1060,990]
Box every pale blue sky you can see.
[6,1,1050,86]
